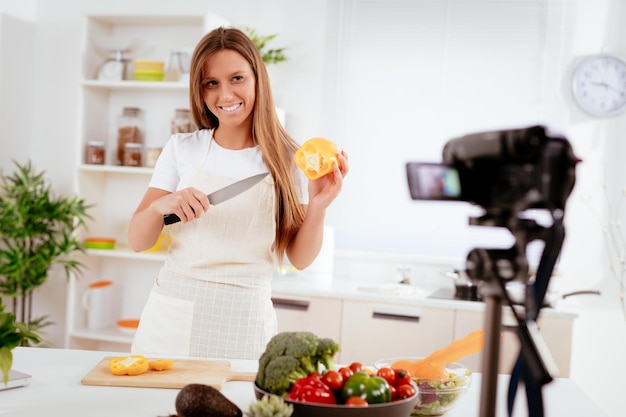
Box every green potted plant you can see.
[0,298,39,385]
[242,27,287,65]
[0,160,91,350]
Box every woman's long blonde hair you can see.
[189,26,305,262]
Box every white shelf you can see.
[79,164,154,175]
[85,246,166,262]
[87,14,205,26]
[82,79,189,91]
[69,328,134,345]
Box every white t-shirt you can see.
[149,129,308,203]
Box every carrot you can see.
[391,329,485,379]
[390,359,418,370]
[410,361,450,379]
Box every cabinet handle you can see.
[272,298,310,311]
[372,308,421,323]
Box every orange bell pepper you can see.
[109,355,150,376]
[294,137,341,180]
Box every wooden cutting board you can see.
[81,357,257,390]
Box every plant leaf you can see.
[0,346,13,386]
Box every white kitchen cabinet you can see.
[453,308,573,377]
[272,293,343,357]
[64,14,215,350]
[338,300,456,366]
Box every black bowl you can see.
[253,382,419,417]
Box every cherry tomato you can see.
[345,396,368,406]
[393,368,412,386]
[394,383,417,400]
[322,370,343,391]
[338,366,353,381]
[389,384,397,400]
[349,362,364,373]
[376,367,396,386]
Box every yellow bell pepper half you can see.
[109,355,150,376]
[149,359,174,371]
[294,137,341,180]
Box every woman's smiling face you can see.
[202,49,256,130]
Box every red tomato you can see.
[322,370,343,391]
[394,383,417,400]
[393,368,412,386]
[345,396,368,406]
[349,362,364,373]
[376,367,396,386]
[338,367,353,381]
[389,384,397,400]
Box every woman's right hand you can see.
[128,187,210,252]
[150,187,210,223]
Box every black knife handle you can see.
[163,213,181,225]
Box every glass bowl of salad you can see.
[374,357,472,416]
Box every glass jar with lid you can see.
[123,142,143,167]
[86,141,106,165]
[144,145,162,168]
[171,108,195,134]
[116,107,143,165]
[164,51,182,82]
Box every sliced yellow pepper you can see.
[294,137,341,180]
[109,355,150,376]
[149,359,174,371]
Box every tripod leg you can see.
[479,295,503,417]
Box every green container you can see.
[134,70,164,81]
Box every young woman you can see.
[127,27,349,359]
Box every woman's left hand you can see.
[307,149,349,209]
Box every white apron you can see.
[132,139,277,360]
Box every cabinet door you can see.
[339,300,455,366]
[454,309,573,376]
[272,293,342,347]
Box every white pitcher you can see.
[81,280,115,331]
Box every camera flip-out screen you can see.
[406,162,462,201]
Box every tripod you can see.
[464,211,563,417]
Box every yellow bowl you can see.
[133,60,165,72]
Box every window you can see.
[323,0,573,264]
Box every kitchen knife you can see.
[163,172,268,225]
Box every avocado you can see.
[175,383,242,417]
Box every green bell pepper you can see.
[341,371,392,404]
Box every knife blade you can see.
[163,172,268,225]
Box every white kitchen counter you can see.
[3,346,605,417]
[271,272,579,320]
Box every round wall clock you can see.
[571,54,626,117]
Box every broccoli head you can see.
[284,331,319,374]
[260,355,308,395]
[315,337,340,371]
[256,331,341,396]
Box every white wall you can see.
[1,1,625,416]
[563,2,626,417]
[0,2,35,172]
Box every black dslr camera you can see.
[407,125,580,417]
[406,125,577,215]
